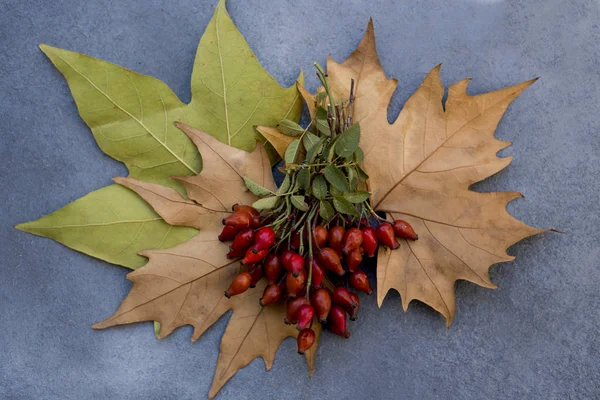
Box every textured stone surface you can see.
[1,0,599,399]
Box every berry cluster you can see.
[219,63,418,355]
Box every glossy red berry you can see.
[333,286,357,309]
[226,247,246,259]
[248,264,263,288]
[312,226,328,249]
[342,228,363,254]
[259,283,283,306]
[230,228,254,251]
[251,227,276,252]
[282,251,304,277]
[280,250,295,268]
[347,292,360,321]
[361,226,378,257]
[309,258,325,288]
[328,226,345,256]
[349,270,373,295]
[297,328,316,354]
[329,305,348,336]
[375,222,400,249]
[224,272,252,298]
[241,247,268,265]
[296,304,314,330]
[392,220,418,240]
[345,246,363,272]
[284,296,307,324]
[311,288,332,323]
[286,268,306,298]
[264,254,283,285]
[318,248,344,276]
[218,225,239,242]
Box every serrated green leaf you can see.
[312,175,328,200]
[330,185,343,197]
[15,185,197,269]
[323,164,349,193]
[348,167,358,191]
[277,174,291,194]
[319,200,335,220]
[335,123,361,159]
[356,164,369,181]
[243,176,274,197]
[296,169,310,191]
[253,196,280,210]
[333,197,358,216]
[284,139,302,164]
[315,107,331,136]
[291,195,309,211]
[306,137,326,164]
[354,147,364,163]
[277,119,305,137]
[343,191,371,204]
[302,132,320,152]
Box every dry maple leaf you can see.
[93,122,320,398]
[301,20,550,326]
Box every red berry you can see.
[345,246,363,272]
[318,248,344,276]
[230,228,254,251]
[342,228,363,254]
[286,268,306,298]
[392,220,418,240]
[328,226,345,256]
[311,288,332,323]
[264,254,283,285]
[312,226,328,249]
[282,251,304,277]
[218,225,239,242]
[248,264,263,288]
[330,323,350,338]
[226,247,246,259]
[349,270,372,295]
[333,286,357,309]
[347,292,360,321]
[375,222,400,249]
[222,211,253,229]
[252,227,276,252]
[297,328,316,354]
[224,272,252,298]
[290,231,301,250]
[310,258,325,288]
[259,283,283,306]
[241,247,268,265]
[285,296,307,324]
[361,226,378,257]
[329,305,348,336]
[296,304,314,330]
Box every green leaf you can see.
[335,123,361,159]
[315,107,331,136]
[323,164,349,193]
[252,196,280,210]
[302,132,320,152]
[312,175,328,200]
[354,147,364,163]
[15,185,197,270]
[277,119,305,137]
[306,137,326,164]
[296,169,310,191]
[284,139,302,164]
[330,185,343,197]
[347,167,358,191]
[243,176,274,197]
[343,191,371,204]
[356,164,369,181]
[319,200,335,220]
[277,174,291,194]
[291,195,309,212]
[333,197,358,216]
[188,0,303,153]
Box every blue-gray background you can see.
[1,0,598,399]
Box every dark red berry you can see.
[347,292,360,321]
[310,258,325,288]
[318,248,344,276]
[392,220,418,240]
[252,227,276,252]
[297,328,316,354]
[342,227,363,254]
[328,226,345,256]
[282,251,304,277]
[230,228,254,251]
[345,246,363,272]
[349,270,373,295]
[375,222,400,249]
[296,304,314,330]
[264,254,283,285]
[248,264,263,288]
[311,288,332,324]
[260,283,284,306]
[312,226,328,249]
[361,226,378,257]
[286,268,306,298]
[329,305,348,336]
[333,286,357,309]
[285,296,307,324]
[218,225,239,242]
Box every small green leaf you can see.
[333,197,358,216]
[330,185,343,197]
[277,119,305,137]
[302,132,320,152]
[306,137,326,163]
[315,107,331,136]
[312,175,328,200]
[323,164,349,193]
[347,167,358,191]
[253,196,280,210]
[354,147,365,163]
[291,195,309,211]
[296,169,310,191]
[277,174,291,194]
[356,165,369,181]
[335,123,361,159]
[343,191,371,204]
[243,176,273,197]
[319,200,335,220]
[284,139,302,164]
